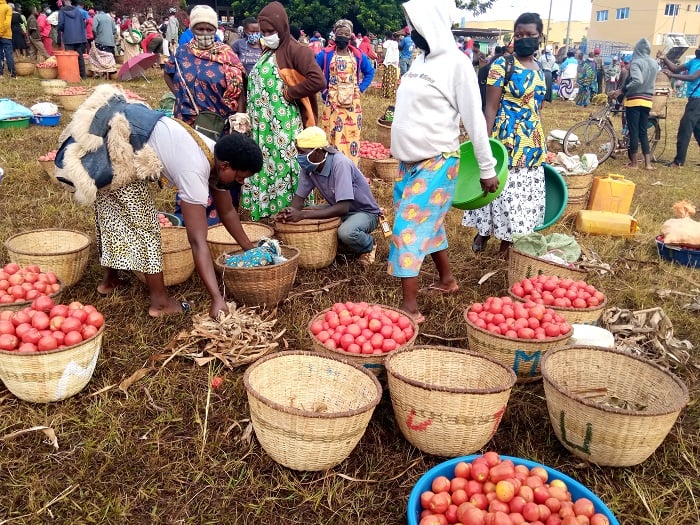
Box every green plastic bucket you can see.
[453,138,509,210]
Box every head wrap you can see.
[545,44,553,53]
[334,19,353,33]
[295,127,329,149]
[594,48,600,55]
[189,5,218,30]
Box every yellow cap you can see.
[295,126,329,149]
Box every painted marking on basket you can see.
[489,405,506,438]
[513,350,541,376]
[55,348,100,400]
[559,410,592,455]
[406,409,432,431]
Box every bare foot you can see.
[96,277,130,296]
[148,299,192,318]
[399,305,425,324]
[644,165,656,171]
[421,277,459,294]
[624,163,639,169]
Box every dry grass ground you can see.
[0,70,698,525]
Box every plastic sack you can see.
[30,102,59,116]
[660,217,700,247]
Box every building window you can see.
[616,7,630,19]
[596,10,609,21]
[686,34,698,46]
[696,4,700,12]
[664,4,680,15]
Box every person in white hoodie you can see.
[387,0,498,323]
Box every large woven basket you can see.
[214,246,299,306]
[508,248,588,287]
[243,350,382,471]
[274,217,341,269]
[307,304,419,376]
[358,157,375,178]
[40,79,67,95]
[133,226,194,286]
[464,312,571,383]
[376,119,391,149]
[15,61,36,76]
[57,93,88,111]
[37,67,59,79]
[509,292,608,325]
[563,172,594,200]
[0,281,63,312]
[564,194,589,217]
[386,346,516,457]
[541,346,689,467]
[375,158,400,182]
[206,222,274,261]
[4,229,91,288]
[0,325,104,402]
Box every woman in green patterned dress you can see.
[241,1,325,221]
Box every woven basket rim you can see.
[541,345,690,416]
[0,323,104,356]
[0,279,63,308]
[374,158,399,165]
[509,248,587,275]
[306,303,419,359]
[273,217,341,234]
[4,229,91,257]
[207,222,274,243]
[243,350,382,419]
[463,308,572,343]
[214,245,300,272]
[508,290,609,315]
[385,345,516,393]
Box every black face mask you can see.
[514,37,539,57]
[335,36,350,50]
[411,29,430,56]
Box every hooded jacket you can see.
[390,0,496,179]
[623,38,657,107]
[257,2,325,127]
[58,5,87,45]
[0,0,12,40]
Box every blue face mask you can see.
[246,32,260,45]
[296,151,326,172]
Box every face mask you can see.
[335,36,350,50]
[411,29,430,56]
[514,37,539,57]
[195,35,215,49]
[246,32,260,45]
[262,33,280,49]
[296,151,326,172]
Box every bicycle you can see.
[562,101,663,164]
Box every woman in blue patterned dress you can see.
[462,12,547,256]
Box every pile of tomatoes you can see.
[158,213,174,227]
[0,264,61,305]
[510,276,605,310]
[466,297,571,340]
[359,141,391,160]
[310,302,415,355]
[58,86,89,96]
[38,149,57,162]
[417,452,611,525]
[0,297,104,352]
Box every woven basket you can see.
[386,346,516,457]
[0,325,104,402]
[375,158,400,182]
[564,194,589,217]
[376,119,391,149]
[464,311,571,383]
[206,222,274,261]
[508,248,588,287]
[307,304,419,376]
[37,67,59,79]
[4,229,92,288]
[541,346,689,467]
[358,157,376,178]
[509,291,608,325]
[0,281,63,312]
[243,350,382,471]
[15,62,36,76]
[274,217,341,269]
[57,94,88,111]
[40,79,67,95]
[563,172,594,200]
[133,226,194,286]
[214,246,299,306]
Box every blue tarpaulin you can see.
[0,99,33,121]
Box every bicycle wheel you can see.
[648,118,663,161]
[562,120,615,164]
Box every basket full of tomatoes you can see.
[464,296,572,383]
[510,275,607,325]
[308,302,418,376]
[0,298,105,402]
[0,263,62,311]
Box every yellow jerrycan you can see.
[587,173,636,215]
[575,210,639,236]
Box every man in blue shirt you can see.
[661,48,700,167]
[398,26,414,76]
[276,127,381,265]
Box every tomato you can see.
[38,335,58,351]
[64,331,84,347]
[3,263,20,275]
[11,311,31,327]
[61,317,83,334]
[432,476,452,494]
[52,330,65,345]
[430,492,451,514]
[0,333,18,350]
[572,498,595,518]
[0,320,15,335]
[18,342,37,352]
[9,285,26,300]
[31,311,51,331]
[21,328,41,345]
[70,308,89,323]
[50,304,69,318]
[381,338,397,352]
[339,333,354,350]
[310,320,324,335]
[82,324,99,340]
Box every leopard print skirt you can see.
[94,181,163,274]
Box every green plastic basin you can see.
[452,138,509,210]
[535,163,568,231]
